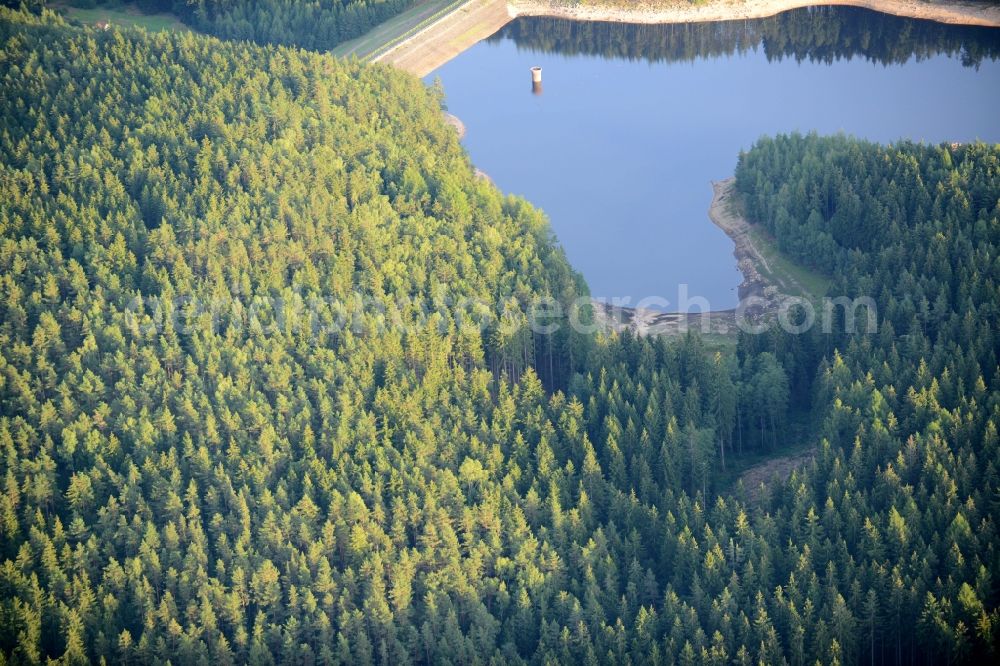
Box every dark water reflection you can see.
[430,7,1000,311]
[492,6,1000,68]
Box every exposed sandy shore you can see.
[709,178,815,302]
[593,178,784,337]
[591,300,740,337]
[709,178,768,303]
[510,0,1000,27]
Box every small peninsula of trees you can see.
[0,7,998,664]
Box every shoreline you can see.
[443,112,466,139]
[707,178,769,304]
[510,0,1000,27]
[593,178,781,337]
[378,0,1000,79]
[397,1,991,335]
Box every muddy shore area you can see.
[593,179,788,338]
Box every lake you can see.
[427,6,1000,311]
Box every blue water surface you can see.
[428,10,1000,310]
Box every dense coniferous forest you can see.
[494,6,1000,67]
[4,0,416,50]
[175,0,417,50]
[1,7,999,665]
